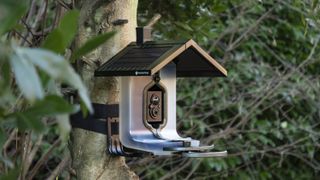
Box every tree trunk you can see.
[69,0,138,179]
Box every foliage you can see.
[130,0,320,179]
[0,1,114,179]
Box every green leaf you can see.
[0,1,27,35]
[42,10,79,53]
[10,95,77,132]
[80,100,89,118]
[41,30,64,53]
[23,95,78,117]
[59,10,79,43]
[10,52,44,102]
[25,95,75,133]
[212,3,227,13]
[70,31,116,62]
[0,60,12,102]
[15,113,45,132]
[16,47,66,78]
[15,47,93,113]
[1,61,11,87]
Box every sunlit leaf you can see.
[15,47,93,112]
[56,114,71,140]
[10,53,44,102]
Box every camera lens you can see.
[149,108,160,119]
[150,94,160,105]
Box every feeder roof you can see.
[94,39,227,77]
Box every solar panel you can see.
[94,40,227,77]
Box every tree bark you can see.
[69,0,138,179]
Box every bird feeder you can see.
[92,27,228,157]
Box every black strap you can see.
[70,103,118,135]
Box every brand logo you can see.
[135,71,149,75]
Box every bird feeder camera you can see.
[71,26,228,158]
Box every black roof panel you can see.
[94,40,227,77]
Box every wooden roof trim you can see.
[149,42,187,75]
[186,39,227,76]
[150,39,227,76]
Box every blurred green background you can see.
[129,0,320,179]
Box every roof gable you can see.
[94,39,227,77]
